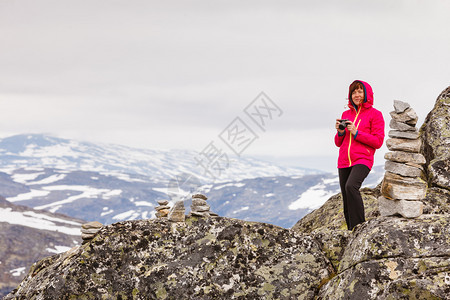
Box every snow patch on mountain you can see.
[33,186,120,212]
[0,207,81,235]
[46,245,72,254]
[214,182,246,190]
[8,190,51,202]
[9,267,26,277]
[288,185,336,210]
[11,172,45,184]
[28,174,66,185]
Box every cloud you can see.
[0,0,449,162]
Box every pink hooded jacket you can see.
[335,80,385,170]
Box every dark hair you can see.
[349,81,364,100]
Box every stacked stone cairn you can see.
[190,193,218,217]
[155,200,170,218]
[378,100,427,218]
[167,200,186,222]
[81,221,103,243]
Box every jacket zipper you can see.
[347,106,362,167]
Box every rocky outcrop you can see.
[291,186,380,270]
[6,217,333,299]
[421,86,450,191]
[318,215,450,299]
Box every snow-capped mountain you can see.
[0,134,318,184]
[0,134,384,228]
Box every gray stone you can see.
[81,228,101,235]
[389,119,417,131]
[393,100,410,113]
[155,205,170,211]
[81,221,103,230]
[191,205,211,212]
[191,199,207,207]
[192,194,207,200]
[384,151,426,165]
[390,108,418,125]
[385,161,423,177]
[157,200,169,205]
[191,211,210,217]
[378,196,423,218]
[386,138,421,153]
[156,209,170,218]
[81,233,96,240]
[168,201,185,222]
[167,210,185,222]
[428,158,450,190]
[381,172,427,200]
[388,130,420,140]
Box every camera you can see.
[338,119,350,130]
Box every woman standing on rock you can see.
[335,80,385,230]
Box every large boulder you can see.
[291,187,380,270]
[6,217,334,299]
[317,215,450,299]
[421,86,450,190]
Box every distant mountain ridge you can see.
[0,134,319,184]
[0,134,383,227]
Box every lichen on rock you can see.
[421,86,450,190]
[6,217,334,299]
[317,216,450,299]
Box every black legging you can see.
[338,164,370,230]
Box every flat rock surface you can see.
[389,119,417,131]
[388,130,420,140]
[381,171,427,200]
[81,221,103,229]
[385,161,423,178]
[386,138,421,153]
[384,151,426,165]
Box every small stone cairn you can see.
[155,200,170,218]
[190,194,218,217]
[81,221,103,243]
[378,100,427,218]
[167,200,186,222]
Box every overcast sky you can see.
[1,0,449,171]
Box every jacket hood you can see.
[348,80,374,110]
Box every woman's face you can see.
[352,88,364,106]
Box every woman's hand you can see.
[346,121,358,135]
[335,119,345,134]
